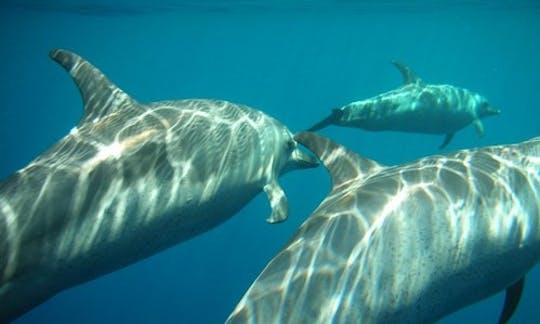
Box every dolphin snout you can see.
[291,147,319,169]
[485,105,501,116]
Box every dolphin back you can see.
[1,49,319,322]
[228,134,540,324]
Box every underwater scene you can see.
[1,0,540,323]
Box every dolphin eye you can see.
[286,139,295,151]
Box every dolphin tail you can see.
[307,109,343,131]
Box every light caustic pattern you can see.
[1,100,283,268]
[343,83,492,132]
[228,132,540,324]
[339,61,499,135]
[311,62,500,149]
[0,50,315,322]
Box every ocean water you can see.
[1,0,539,323]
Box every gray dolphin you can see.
[309,62,500,148]
[0,49,318,322]
[227,132,540,324]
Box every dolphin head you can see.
[475,95,500,118]
[257,117,318,178]
[259,123,318,224]
[279,130,319,174]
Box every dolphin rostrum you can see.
[227,132,539,323]
[309,62,500,148]
[0,49,318,322]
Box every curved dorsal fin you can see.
[294,132,383,188]
[391,60,422,85]
[50,49,139,125]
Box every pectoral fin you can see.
[498,276,525,324]
[264,180,288,224]
[439,133,455,149]
[473,119,485,138]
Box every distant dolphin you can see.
[0,49,318,322]
[227,132,540,324]
[309,62,500,148]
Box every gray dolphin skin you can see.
[0,49,318,322]
[309,62,500,148]
[227,132,540,324]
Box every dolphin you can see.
[227,132,540,324]
[309,62,500,148]
[0,49,318,322]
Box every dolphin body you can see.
[228,132,540,324]
[0,50,318,322]
[309,62,500,148]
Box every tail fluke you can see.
[307,109,343,131]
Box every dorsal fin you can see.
[50,49,139,124]
[391,60,422,85]
[294,132,383,188]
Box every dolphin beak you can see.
[488,105,501,116]
[290,146,319,169]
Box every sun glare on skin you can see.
[96,142,122,160]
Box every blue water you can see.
[1,1,539,323]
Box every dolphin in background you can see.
[0,49,318,322]
[309,62,500,148]
[228,132,540,324]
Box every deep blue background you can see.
[1,1,539,323]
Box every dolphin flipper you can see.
[308,109,344,131]
[264,179,288,223]
[473,119,485,138]
[440,133,455,149]
[498,276,525,324]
